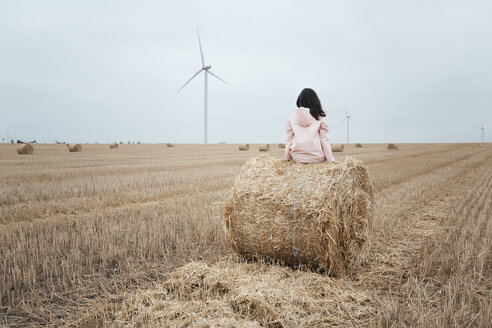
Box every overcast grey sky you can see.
[1,0,491,144]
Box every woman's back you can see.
[284,88,336,163]
[286,108,326,163]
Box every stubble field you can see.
[0,143,490,327]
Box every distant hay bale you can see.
[238,144,249,151]
[258,144,270,152]
[278,143,285,148]
[224,156,374,275]
[387,143,398,150]
[355,143,363,148]
[67,144,82,152]
[331,144,344,152]
[109,143,118,149]
[166,143,174,148]
[17,143,33,155]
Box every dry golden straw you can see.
[224,155,374,276]
[238,144,249,151]
[258,144,270,152]
[387,143,398,150]
[113,261,376,327]
[67,144,82,152]
[355,143,363,148]
[109,143,118,149]
[331,144,344,152]
[16,143,33,155]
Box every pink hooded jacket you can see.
[284,107,336,163]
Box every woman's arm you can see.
[320,120,336,163]
[284,119,294,161]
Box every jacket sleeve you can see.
[320,119,336,163]
[284,119,294,161]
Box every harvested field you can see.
[0,143,490,327]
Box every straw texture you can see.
[114,261,376,327]
[259,144,270,152]
[224,156,373,275]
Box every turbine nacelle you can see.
[204,65,212,70]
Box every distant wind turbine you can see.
[479,124,487,144]
[177,29,229,144]
[341,108,352,144]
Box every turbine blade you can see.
[177,69,203,92]
[208,70,229,85]
[337,117,347,128]
[197,28,205,68]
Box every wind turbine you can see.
[479,124,487,144]
[177,29,229,144]
[344,108,352,144]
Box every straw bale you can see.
[278,143,285,148]
[258,144,270,152]
[239,144,250,151]
[166,143,174,148]
[224,156,373,275]
[387,143,398,150]
[113,261,376,327]
[67,144,82,152]
[17,143,33,155]
[109,143,118,149]
[331,144,344,152]
[355,143,363,148]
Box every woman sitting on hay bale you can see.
[224,89,373,275]
[284,88,336,163]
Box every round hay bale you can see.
[239,144,250,151]
[387,143,398,150]
[278,143,285,149]
[224,156,374,275]
[17,143,33,155]
[331,144,344,152]
[67,144,82,152]
[258,144,270,152]
[355,143,363,148]
[166,143,174,148]
[109,143,118,149]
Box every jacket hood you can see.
[295,107,316,127]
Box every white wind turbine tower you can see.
[479,124,487,144]
[177,29,229,144]
[343,108,352,144]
